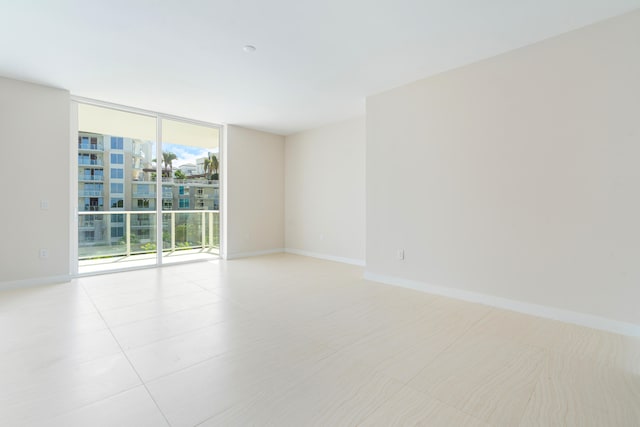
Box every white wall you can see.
[0,77,71,286]
[366,10,640,328]
[285,117,366,265]
[224,125,285,258]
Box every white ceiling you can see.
[1,0,638,135]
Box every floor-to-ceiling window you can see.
[160,119,220,265]
[75,101,221,274]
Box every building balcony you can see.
[79,190,104,197]
[131,221,153,228]
[78,159,104,166]
[79,175,104,182]
[163,177,218,185]
[78,210,220,268]
[78,143,104,151]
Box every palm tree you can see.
[205,153,219,179]
[203,157,211,178]
[161,152,177,177]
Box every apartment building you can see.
[77,131,219,255]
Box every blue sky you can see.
[162,143,218,167]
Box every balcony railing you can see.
[79,222,100,229]
[78,210,219,260]
[160,177,219,185]
[79,190,104,197]
[78,143,104,151]
[131,221,152,227]
[79,175,104,181]
[78,159,104,166]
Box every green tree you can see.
[174,170,186,180]
[204,153,219,180]
[203,158,210,177]
[160,152,177,177]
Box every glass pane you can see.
[160,119,220,263]
[77,104,158,273]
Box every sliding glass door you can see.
[75,102,221,274]
[160,119,220,264]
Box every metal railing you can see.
[78,210,220,260]
[78,159,104,166]
[78,143,104,151]
[79,175,104,181]
[160,177,219,185]
[79,190,104,197]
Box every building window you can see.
[162,186,173,199]
[111,227,124,238]
[110,153,124,164]
[111,168,124,179]
[76,102,221,269]
[110,136,124,150]
[137,184,150,195]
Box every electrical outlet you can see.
[39,248,49,259]
[396,249,405,260]
[40,200,49,210]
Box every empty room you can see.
[1,1,639,426]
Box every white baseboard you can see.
[285,248,365,267]
[363,271,640,337]
[0,275,73,291]
[225,248,285,260]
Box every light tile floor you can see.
[1,254,639,426]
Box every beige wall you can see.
[0,77,71,285]
[285,117,366,264]
[224,125,285,258]
[366,10,640,326]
